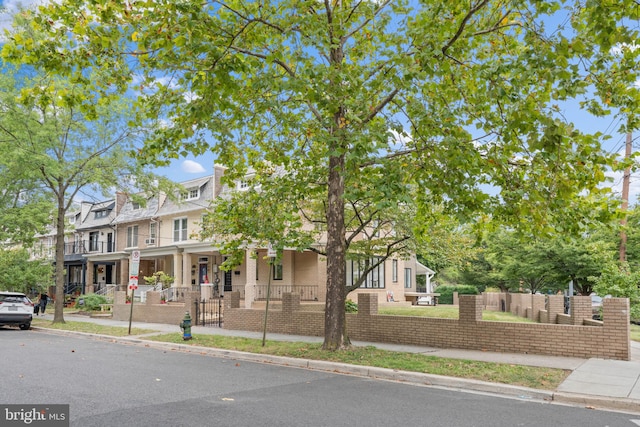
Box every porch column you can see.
[244,249,256,308]
[173,252,182,287]
[182,253,191,287]
[86,261,95,294]
[120,258,129,291]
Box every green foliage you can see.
[593,263,640,322]
[143,271,175,289]
[76,293,109,311]
[0,248,52,294]
[460,226,615,295]
[435,285,479,305]
[345,299,358,313]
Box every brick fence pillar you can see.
[227,291,240,309]
[531,294,545,322]
[282,292,300,315]
[546,295,564,324]
[146,291,161,305]
[459,295,482,323]
[570,296,591,325]
[357,293,378,316]
[603,298,630,360]
[115,290,127,305]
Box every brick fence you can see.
[112,291,200,325]
[224,292,631,360]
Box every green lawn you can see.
[632,324,640,342]
[31,318,154,336]
[378,305,534,322]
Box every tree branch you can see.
[441,0,490,56]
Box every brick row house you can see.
[30,165,434,306]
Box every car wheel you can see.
[19,323,30,330]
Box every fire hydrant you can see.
[180,312,192,340]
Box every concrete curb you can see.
[551,392,640,414]
[32,327,640,414]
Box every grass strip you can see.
[32,318,155,337]
[143,333,569,390]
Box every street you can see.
[1,328,639,427]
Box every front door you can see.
[224,270,233,292]
[199,264,208,285]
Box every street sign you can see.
[267,243,277,258]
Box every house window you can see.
[238,180,249,191]
[173,218,188,242]
[392,259,398,283]
[149,222,157,240]
[127,225,138,248]
[404,268,412,289]
[180,187,200,201]
[89,231,100,252]
[94,209,109,219]
[346,257,385,289]
[272,262,283,280]
[131,202,141,210]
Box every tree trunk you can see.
[53,197,66,323]
[323,149,347,350]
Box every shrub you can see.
[345,299,358,313]
[76,293,109,311]
[593,263,640,324]
[435,285,479,305]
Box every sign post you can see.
[262,244,277,347]
[128,251,140,335]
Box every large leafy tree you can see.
[0,59,161,323]
[0,248,53,295]
[8,1,639,348]
[482,229,612,295]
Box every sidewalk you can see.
[33,312,640,414]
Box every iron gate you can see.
[194,297,224,327]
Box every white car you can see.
[0,291,34,330]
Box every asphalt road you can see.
[2,327,639,427]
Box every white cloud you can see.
[182,160,206,174]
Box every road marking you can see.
[630,419,640,426]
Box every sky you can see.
[0,1,638,202]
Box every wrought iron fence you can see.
[193,297,224,327]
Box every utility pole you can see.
[620,131,632,263]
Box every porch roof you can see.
[416,261,435,276]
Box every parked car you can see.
[591,293,611,320]
[0,291,34,330]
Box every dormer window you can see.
[180,187,200,201]
[238,181,249,191]
[131,202,141,210]
[94,209,109,219]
